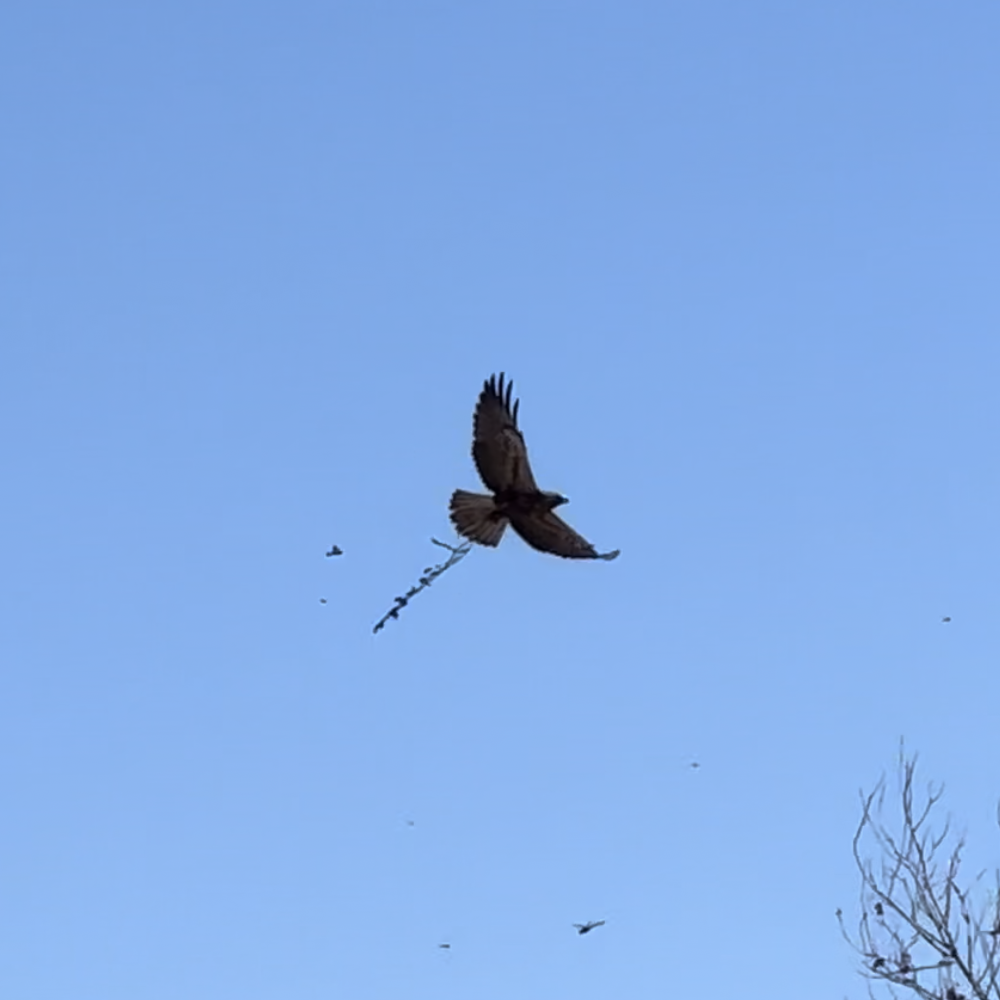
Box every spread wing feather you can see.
[472,373,537,493]
[508,509,620,561]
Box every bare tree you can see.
[839,750,1000,1000]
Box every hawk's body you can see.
[449,374,619,561]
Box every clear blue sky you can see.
[2,3,998,998]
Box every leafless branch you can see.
[839,746,1000,1000]
[372,537,473,634]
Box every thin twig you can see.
[372,537,473,634]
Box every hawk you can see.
[449,373,619,560]
[573,920,606,935]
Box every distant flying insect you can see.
[573,920,606,935]
[319,598,328,604]
[941,616,952,623]
[326,545,343,557]
[438,943,451,949]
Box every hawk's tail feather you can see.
[449,490,508,547]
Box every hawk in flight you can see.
[573,920,606,935]
[449,374,620,560]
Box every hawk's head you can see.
[543,491,569,509]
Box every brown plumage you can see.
[449,373,619,560]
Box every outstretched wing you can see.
[508,509,620,561]
[471,373,537,493]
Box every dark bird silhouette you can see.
[326,545,343,557]
[573,920,606,935]
[449,374,620,560]
[941,616,952,622]
[438,943,451,949]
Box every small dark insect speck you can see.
[690,761,701,769]
[438,943,450,949]
[406,820,415,826]
[941,616,951,623]
[326,545,343,557]
[319,598,327,604]
[573,920,606,935]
